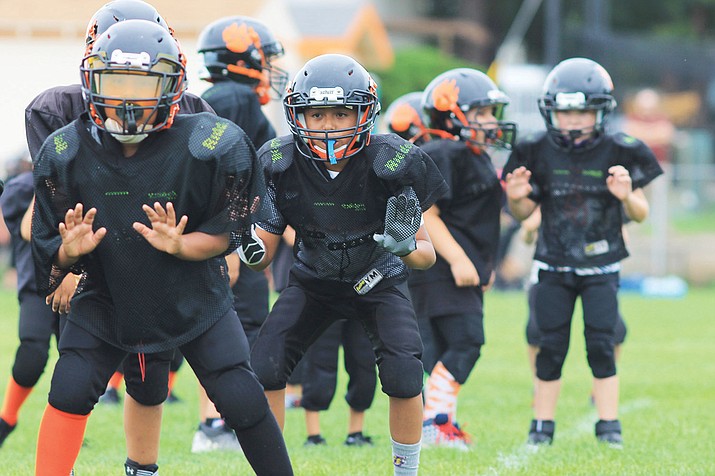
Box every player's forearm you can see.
[621,188,649,223]
[20,196,35,241]
[424,211,469,266]
[507,196,538,221]
[54,244,81,269]
[400,238,436,269]
[173,232,230,261]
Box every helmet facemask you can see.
[539,91,615,148]
[423,69,517,152]
[285,75,379,164]
[82,46,185,140]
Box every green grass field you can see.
[0,286,713,475]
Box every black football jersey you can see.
[25,84,214,162]
[31,112,265,352]
[502,131,663,267]
[201,81,276,151]
[257,133,448,286]
[0,171,35,294]
[409,139,504,286]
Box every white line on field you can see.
[479,398,653,476]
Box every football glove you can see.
[238,224,266,266]
[373,190,421,257]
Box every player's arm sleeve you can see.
[31,155,73,295]
[25,106,66,163]
[628,140,664,190]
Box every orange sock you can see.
[108,371,123,390]
[0,377,33,426]
[35,405,89,476]
[167,371,177,395]
[423,362,461,421]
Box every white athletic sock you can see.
[392,439,421,475]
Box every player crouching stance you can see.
[242,54,448,475]
[30,20,292,475]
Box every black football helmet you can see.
[283,54,380,163]
[197,16,288,104]
[422,68,516,150]
[538,57,617,147]
[80,19,186,136]
[84,0,169,53]
[383,92,428,143]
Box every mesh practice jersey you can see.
[409,139,504,286]
[31,112,265,352]
[25,84,214,162]
[257,133,448,286]
[502,131,663,267]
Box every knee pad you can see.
[209,366,269,431]
[535,345,567,381]
[378,357,423,398]
[124,352,172,406]
[12,341,50,387]
[48,355,103,415]
[442,346,480,384]
[301,380,336,411]
[125,379,169,406]
[586,339,616,378]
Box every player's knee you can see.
[442,346,480,384]
[251,350,287,391]
[586,338,616,378]
[535,345,567,381]
[13,342,50,387]
[48,357,101,415]
[378,357,423,398]
[125,381,168,406]
[211,367,269,430]
[301,382,336,411]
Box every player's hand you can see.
[133,202,188,255]
[373,190,421,257]
[450,258,480,287]
[59,203,106,259]
[606,165,633,201]
[504,166,533,201]
[46,273,80,314]
[238,224,266,265]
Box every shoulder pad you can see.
[188,113,246,160]
[612,132,644,149]
[257,134,295,173]
[38,122,81,166]
[370,134,422,180]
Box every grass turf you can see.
[0,286,712,475]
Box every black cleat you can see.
[595,419,623,449]
[304,434,327,447]
[527,419,555,446]
[345,431,374,447]
[98,387,120,405]
[0,418,16,447]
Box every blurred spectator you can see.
[622,89,676,164]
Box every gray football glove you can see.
[238,224,266,265]
[373,190,422,257]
